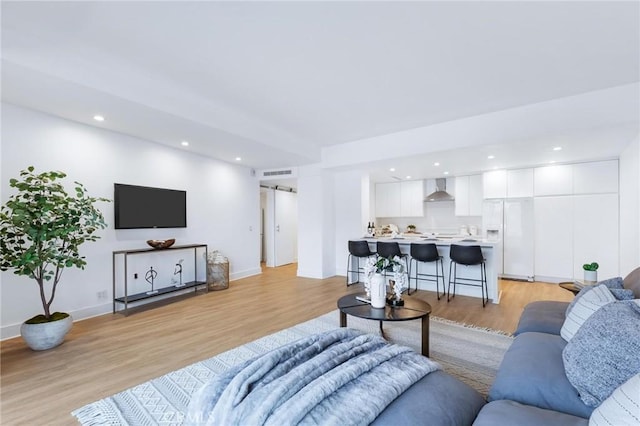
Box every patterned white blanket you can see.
[186,328,440,426]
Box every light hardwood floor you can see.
[0,264,573,425]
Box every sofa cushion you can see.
[589,373,640,426]
[515,301,569,336]
[563,300,640,407]
[560,284,615,341]
[473,400,588,426]
[373,370,486,426]
[488,332,593,418]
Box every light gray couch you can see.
[473,267,640,426]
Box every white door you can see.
[274,190,298,266]
[503,199,534,279]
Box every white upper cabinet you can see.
[375,180,423,218]
[507,169,534,198]
[375,183,400,218]
[469,174,483,215]
[534,164,573,196]
[572,160,618,194]
[400,180,424,217]
[455,175,483,216]
[483,170,507,199]
[454,176,470,216]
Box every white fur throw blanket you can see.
[186,328,440,426]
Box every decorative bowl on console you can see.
[146,239,176,249]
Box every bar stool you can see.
[408,243,445,298]
[346,240,376,286]
[448,244,488,307]
[376,241,409,276]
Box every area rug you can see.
[72,311,513,425]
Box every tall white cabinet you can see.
[533,160,619,281]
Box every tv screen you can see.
[114,184,187,229]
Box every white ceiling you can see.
[2,1,639,183]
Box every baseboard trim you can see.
[1,302,112,341]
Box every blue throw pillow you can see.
[566,277,625,316]
[563,300,640,407]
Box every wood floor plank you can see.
[0,264,572,425]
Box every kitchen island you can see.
[351,236,500,304]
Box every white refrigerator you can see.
[482,199,534,281]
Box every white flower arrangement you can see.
[363,255,407,298]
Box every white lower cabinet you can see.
[572,194,619,280]
[534,194,619,281]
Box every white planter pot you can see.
[20,314,73,351]
[583,270,598,284]
[370,274,387,308]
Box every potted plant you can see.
[364,255,408,308]
[0,167,108,350]
[583,262,599,283]
[406,224,417,233]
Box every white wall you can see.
[297,164,336,278]
[333,170,370,275]
[1,104,261,338]
[619,135,640,276]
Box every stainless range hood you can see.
[424,178,455,202]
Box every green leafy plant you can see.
[583,262,599,271]
[0,167,109,322]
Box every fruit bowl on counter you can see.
[146,238,176,249]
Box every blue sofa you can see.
[473,267,640,425]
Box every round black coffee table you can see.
[337,293,432,357]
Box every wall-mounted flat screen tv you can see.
[114,183,187,229]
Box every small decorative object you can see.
[0,167,108,350]
[173,259,184,287]
[145,266,158,295]
[583,262,599,283]
[406,224,417,233]
[364,254,408,308]
[387,280,405,307]
[146,239,176,249]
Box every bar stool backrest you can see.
[377,241,402,259]
[348,240,374,258]
[410,243,440,262]
[450,244,484,266]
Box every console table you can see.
[112,244,208,315]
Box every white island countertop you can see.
[357,235,499,247]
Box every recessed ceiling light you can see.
[553,146,562,151]
[93,115,104,122]
[443,171,449,175]
[487,155,495,159]
[389,168,396,172]
[406,175,411,179]
[434,162,440,166]
[235,157,242,161]
[550,160,556,164]
[181,141,189,147]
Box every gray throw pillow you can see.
[566,277,625,316]
[609,288,635,300]
[563,300,640,407]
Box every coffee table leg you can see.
[340,311,347,327]
[422,314,430,357]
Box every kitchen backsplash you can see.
[375,201,482,235]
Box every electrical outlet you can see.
[97,290,108,300]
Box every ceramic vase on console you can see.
[370,273,387,308]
